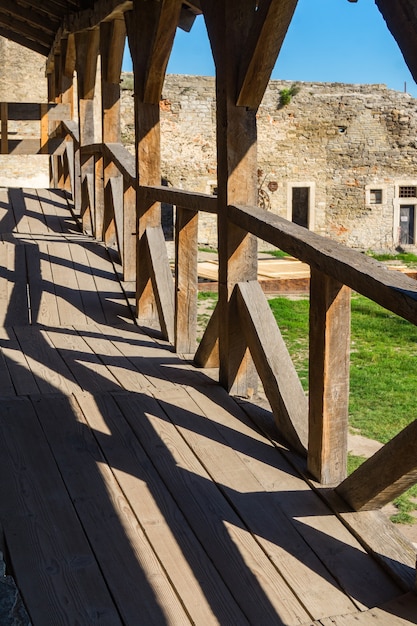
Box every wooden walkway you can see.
[0,187,415,625]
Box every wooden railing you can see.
[31,122,417,515]
[0,102,70,155]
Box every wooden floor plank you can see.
[76,391,249,625]
[79,324,149,391]
[8,188,32,234]
[27,239,61,326]
[81,242,134,326]
[36,188,65,234]
[0,332,16,395]
[97,322,183,390]
[188,385,403,610]
[13,325,81,395]
[0,242,10,326]
[68,242,108,325]
[21,188,49,234]
[48,241,89,326]
[155,386,361,620]
[112,391,310,625]
[0,396,121,626]
[33,393,191,626]
[0,327,39,395]
[45,327,121,393]
[317,592,417,624]
[0,188,16,233]
[0,242,29,326]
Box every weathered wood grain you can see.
[193,299,219,367]
[113,390,310,624]
[308,269,351,484]
[175,207,198,353]
[145,226,175,342]
[0,395,120,625]
[157,386,361,620]
[237,0,298,109]
[228,203,417,326]
[236,280,308,454]
[78,391,248,625]
[336,417,417,511]
[34,393,190,625]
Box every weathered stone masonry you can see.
[121,74,417,251]
[1,35,417,252]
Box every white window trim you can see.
[365,184,386,206]
[287,182,315,231]
[393,181,417,246]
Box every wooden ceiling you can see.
[0,0,202,58]
[0,0,83,56]
[0,0,416,91]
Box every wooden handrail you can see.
[103,143,135,184]
[139,185,218,213]
[60,120,80,144]
[48,129,417,503]
[228,203,417,326]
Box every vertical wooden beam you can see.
[308,268,351,485]
[58,40,75,192]
[175,207,198,353]
[123,182,136,282]
[202,0,258,396]
[1,103,8,155]
[40,103,49,155]
[75,29,100,234]
[101,19,126,245]
[126,0,182,331]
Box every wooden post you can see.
[0,102,8,155]
[100,19,125,246]
[40,103,49,156]
[200,0,298,396]
[75,29,100,234]
[123,182,136,282]
[308,268,351,485]
[202,0,258,396]
[175,207,198,353]
[126,0,182,331]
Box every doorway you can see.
[292,186,309,228]
[399,205,415,244]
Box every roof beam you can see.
[0,1,59,33]
[236,0,298,109]
[376,0,417,85]
[0,13,53,45]
[0,26,50,55]
[47,0,132,71]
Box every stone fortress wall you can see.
[1,32,416,252]
[121,75,417,251]
[0,38,49,187]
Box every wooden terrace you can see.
[0,185,414,624]
[0,0,417,624]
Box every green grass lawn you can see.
[269,293,417,524]
[198,290,417,522]
[268,294,417,443]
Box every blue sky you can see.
[123,0,417,97]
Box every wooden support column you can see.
[126,0,182,334]
[58,40,75,190]
[200,0,298,395]
[101,19,126,248]
[175,207,198,353]
[75,29,100,234]
[0,103,8,154]
[308,268,351,485]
